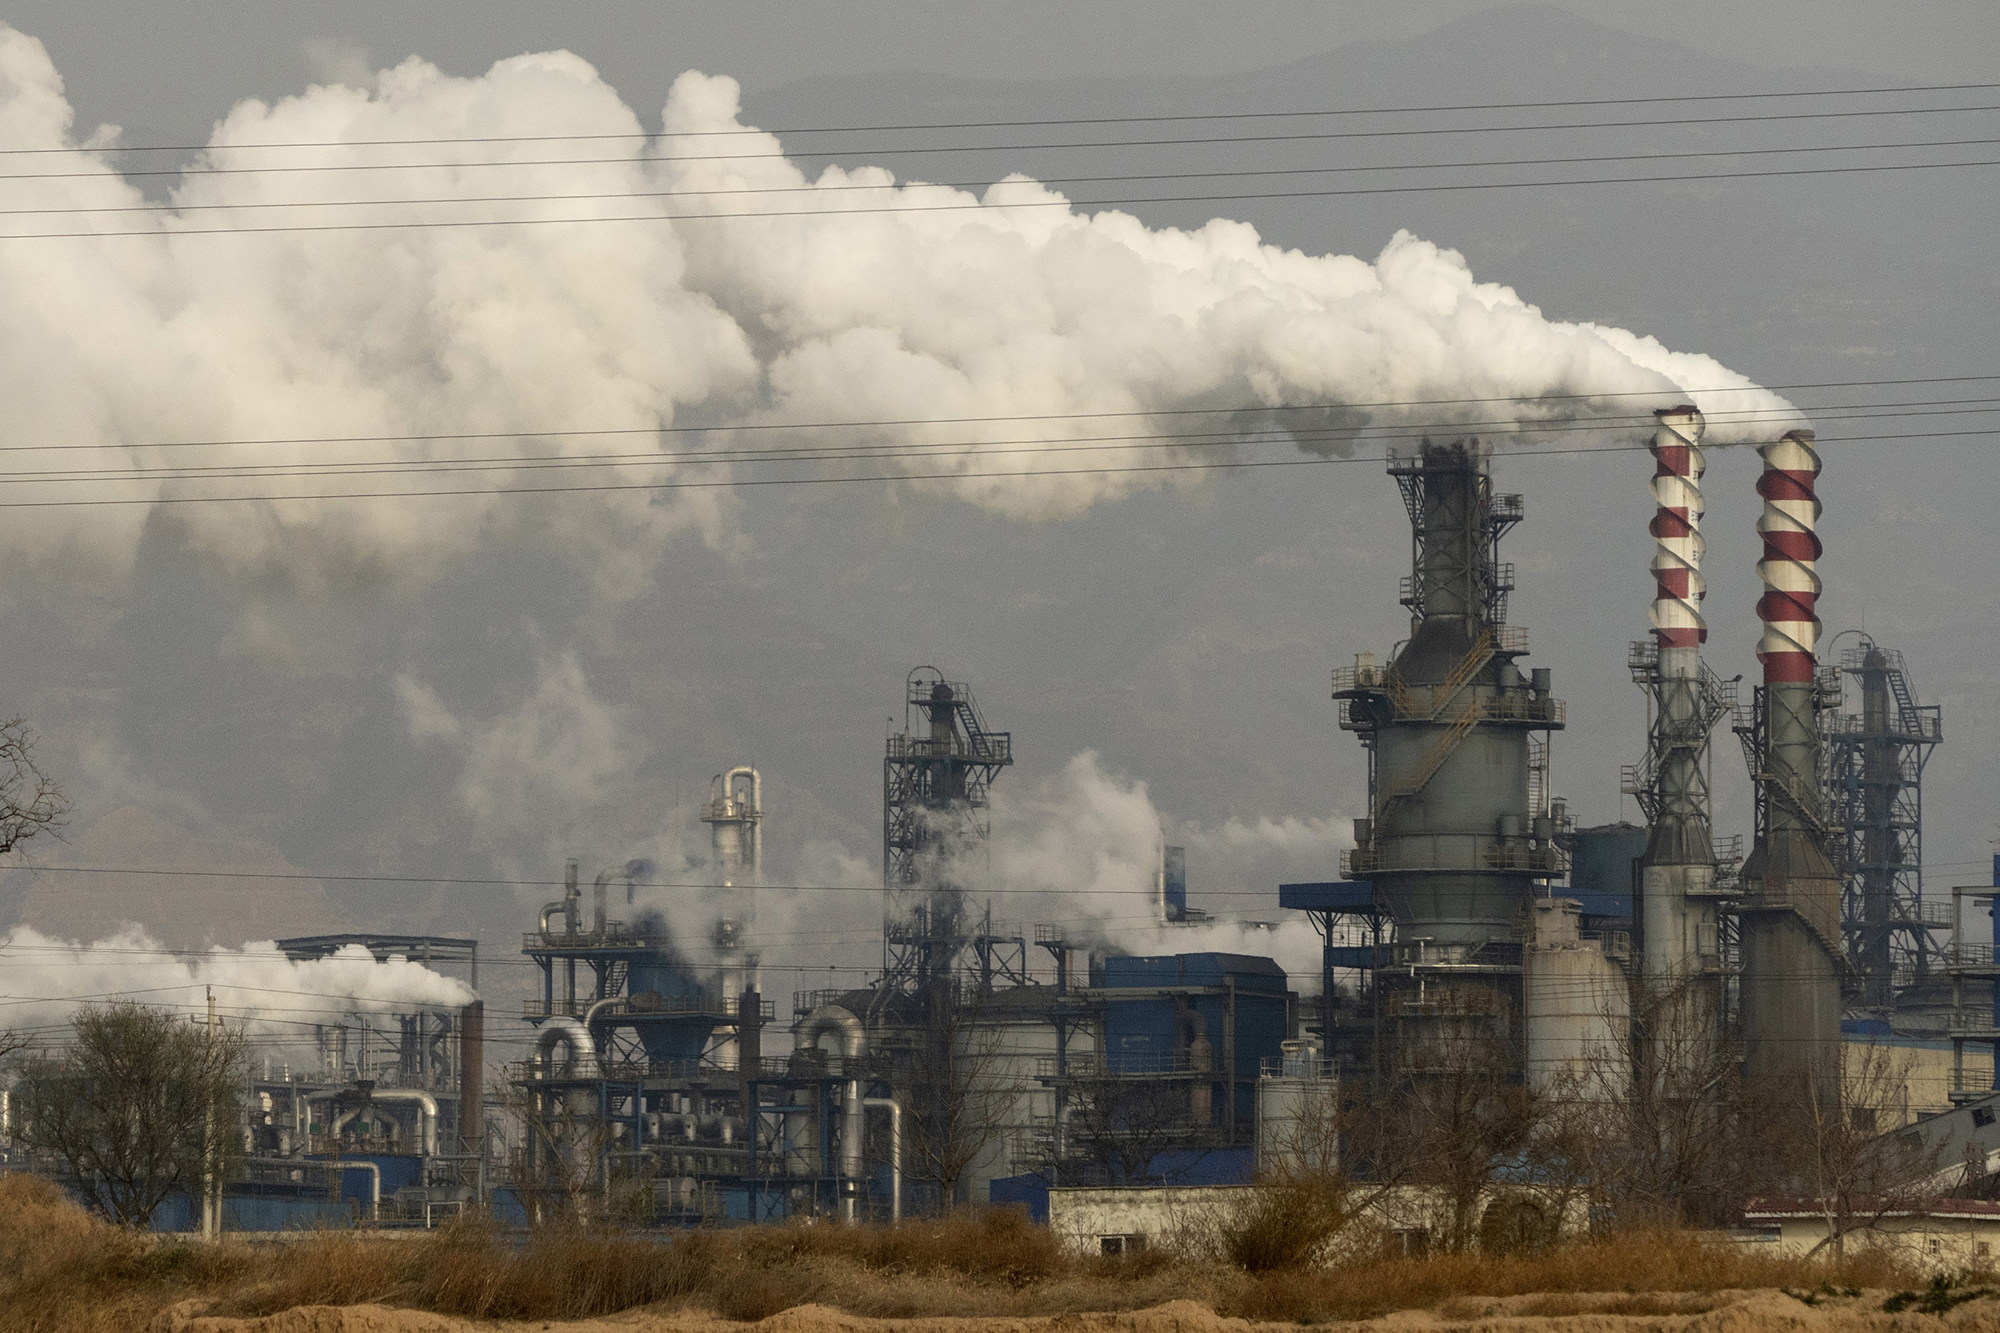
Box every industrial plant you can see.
[8,410,1997,1238]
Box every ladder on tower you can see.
[1380,694,1485,806]
[1428,628,1496,718]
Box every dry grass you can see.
[1217,1227,1921,1324]
[0,1173,1936,1332]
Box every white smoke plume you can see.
[0,924,473,1048]
[979,752,1338,983]
[0,27,1798,589]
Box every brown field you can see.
[1,1174,1990,1333]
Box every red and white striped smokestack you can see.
[1649,406,1706,654]
[1755,429,1822,684]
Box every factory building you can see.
[28,408,1980,1235]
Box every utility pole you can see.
[203,986,218,1241]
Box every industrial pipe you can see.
[246,1157,379,1223]
[366,1089,439,1158]
[593,868,614,934]
[720,767,764,875]
[535,1017,600,1078]
[863,1096,903,1224]
[797,1005,866,1221]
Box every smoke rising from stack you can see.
[0,26,1799,592]
[977,752,1335,978]
[0,924,474,1040]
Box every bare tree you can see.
[9,1002,243,1226]
[1613,973,1745,1228]
[1389,1049,1535,1253]
[1787,1044,1944,1272]
[0,718,66,853]
[506,1078,657,1227]
[897,983,1024,1210]
[1061,1071,1206,1185]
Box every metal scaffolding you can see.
[881,667,1013,994]
[1826,636,1944,1009]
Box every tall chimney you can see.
[459,1000,485,1165]
[1634,407,1725,1081]
[1739,428,1844,1133]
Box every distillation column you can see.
[1632,407,1729,1081]
[1335,440,1566,1080]
[1739,429,1844,1117]
[701,766,763,1067]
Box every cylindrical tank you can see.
[1525,899,1631,1098]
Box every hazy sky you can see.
[8,2,2000,147]
[0,2,1996,1035]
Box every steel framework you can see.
[881,668,1013,993]
[1826,637,1943,1008]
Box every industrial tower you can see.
[1826,638,1942,1011]
[881,668,1013,993]
[1334,439,1566,1080]
[702,765,764,1066]
[1735,429,1846,1117]
[1624,408,1734,1080]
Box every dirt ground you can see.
[147,1291,2000,1333]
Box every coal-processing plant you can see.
[11,411,1998,1234]
[487,408,1991,1226]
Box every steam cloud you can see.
[978,752,1338,981]
[0,27,1798,588]
[0,924,474,1045]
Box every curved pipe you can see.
[592,869,617,933]
[539,901,574,941]
[797,1005,866,1221]
[582,996,624,1032]
[796,1004,865,1067]
[367,1089,439,1158]
[535,1017,599,1078]
[251,1156,378,1222]
[863,1097,903,1224]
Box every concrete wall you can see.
[1843,1037,1995,1126]
[1744,1210,2000,1274]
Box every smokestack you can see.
[1739,428,1844,1136]
[1755,430,1823,686]
[458,1000,485,1165]
[1649,406,1708,657]
[1634,407,1725,1099]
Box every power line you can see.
[4,396,1991,487]
[0,420,1991,511]
[13,98,2000,185]
[0,372,1982,461]
[6,152,1999,242]
[39,79,2000,156]
[10,406,2000,498]
[13,133,2000,220]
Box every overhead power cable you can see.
[0,371,1983,459]
[3,398,1996,489]
[31,78,2000,155]
[5,153,2000,241]
[10,98,2000,185]
[10,133,2000,220]
[0,421,1989,511]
